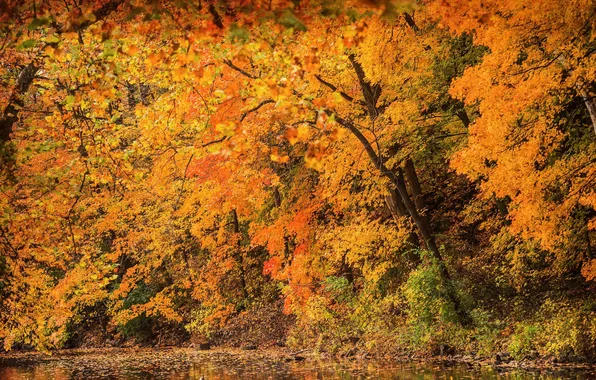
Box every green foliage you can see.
[287,282,404,355]
[27,17,50,30]
[469,309,503,356]
[505,300,596,361]
[536,300,596,361]
[117,313,157,343]
[277,9,307,31]
[508,323,541,359]
[117,282,157,342]
[122,282,153,309]
[185,305,215,339]
[17,39,36,50]
[229,23,250,43]
[323,276,353,303]
[402,256,459,327]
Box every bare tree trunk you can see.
[403,159,428,224]
[579,88,596,135]
[340,254,356,292]
[0,63,38,142]
[273,186,282,208]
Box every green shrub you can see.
[537,300,596,361]
[185,305,216,339]
[400,256,463,352]
[117,282,156,342]
[508,323,541,359]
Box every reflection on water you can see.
[0,348,594,380]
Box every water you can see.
[0,348,594,379]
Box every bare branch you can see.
[174,154,195,210]
[348,54,381,120]
[223,59,258,79]
[201,136,228,148]
[314,74,361,104]
[240,99,275,121]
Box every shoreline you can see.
[1,346,595,374]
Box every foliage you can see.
[185,305,216,340]
[508,323,542,359]
[0,0,594,357]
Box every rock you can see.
[242,344,257,350]
[284,355,306,362]
[437,344,455,356]
[494,352,511,364]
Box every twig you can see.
[174,154,195,210]
[223,59,258,79]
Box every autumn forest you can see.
[1,0,595,361]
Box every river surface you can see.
[0,348,594,379]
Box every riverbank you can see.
[18,297,591,371]
[1,347,595,380]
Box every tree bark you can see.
[403,158,428,223]
[384,186,421,265]
[579,88,596,135]
[231,209,249,300]
[273,186,282,208]
[0,63,38,142]
[456,109,471,128]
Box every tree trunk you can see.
[403,159,428,224]
[231,209,249,300]
[579,88,596,135]
[345,55,471,325]
[271,186,292,261]
[456,110,471,128]
[340,254,356,292]
[334,114,471,326]
[391,161,470,325]
[272,186,282,207]
[385,186,421,265]
[0,63,38,142]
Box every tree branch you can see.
[208,3,224,29]
[348,54,381,120]
[223,59,258,79]
[314,74,361,104]
[240,99,274,121]
[403,12,420,33]
[200,136,228,148]
[174,154,195,210]
[0,63,38,142]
